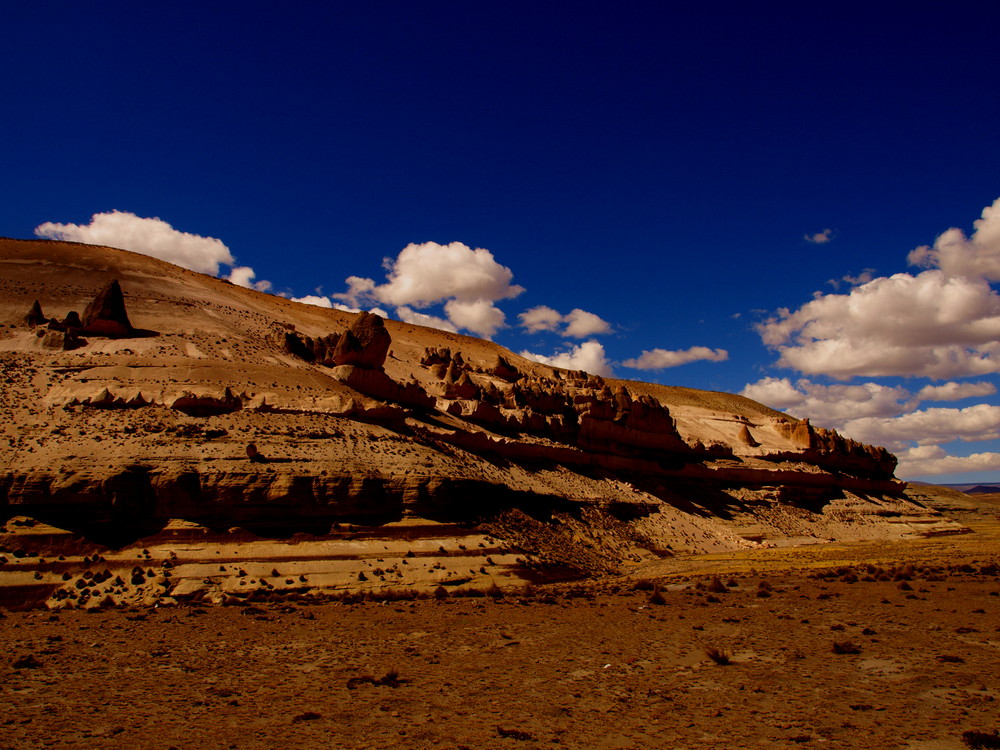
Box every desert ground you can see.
[3,497,999,750]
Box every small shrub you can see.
[832,641,861,655]
[893,565,915,581]
[962,730,1000,749]
[377,669,402,688]
[706,576,727,594]
[12,654,42,669]
[704,646,732,665]
[648,587,666,606]
[496,726,534,741]
[346,669,405,690]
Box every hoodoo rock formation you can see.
[80,279,135,337]
[0,237,964,608]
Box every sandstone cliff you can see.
[0,238,963,607]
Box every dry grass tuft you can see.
[346,668,405,690]
[832,640,861,655]
[496,726,535,741]
[706,575,728,594]
[704,646,732,665]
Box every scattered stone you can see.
[13,654,42,669]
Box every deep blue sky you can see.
[4,3,1000,482]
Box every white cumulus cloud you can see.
[758,198,1000,380]
[740,377,916,427]
[907,198,1000,280]
[895,444,1000,478]
[805,228,834,244]
[37,210,233,276]
[373,241,523,307]
[916,381,997,402]
[292,295,333,308]
[563,308,612,338]
[839,404,1000,452]
[227,266,272,292]
[622,346,728,370]
[444,299,505,338]
[334,241,523,336]
[521,340,613,377]
[396,306,458,333]
[518,306,612,338]
[333,276,377,308]
[519,305,564,334]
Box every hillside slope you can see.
[0,238,963,607]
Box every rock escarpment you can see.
[0,237,963,605]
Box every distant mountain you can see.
[909,482,1000,494]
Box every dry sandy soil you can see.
[3,511,999,750]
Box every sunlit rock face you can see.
[0,236,960,609]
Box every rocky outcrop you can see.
[280,330,343,365]
[767,419,897,479]
[332,312,390,369]
[489,354,520,382]
[1,237,945,578]
[36,329,85,351]
[169,388,244,416]
[81,280,135,337]
[24,300,46,327]
[737,424,759,447]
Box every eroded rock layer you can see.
[0,237,964,606]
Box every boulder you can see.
[489,355,520,382]
[62,311,82,329]
[37,329,85,351]
[81,280,135,337]
[332,312,391,369]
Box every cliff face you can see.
[0,238,961,592]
